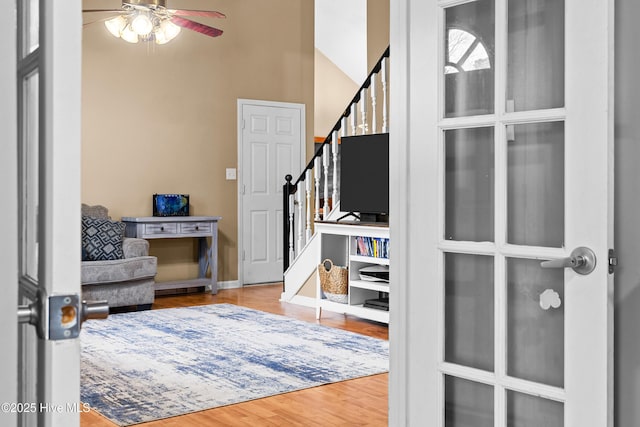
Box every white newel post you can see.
[322,145,330,218]
[314,156,321,221]
[371,75,377,134]
[305,169,312,241]
[296,180,304,254]
[382,57,388,133]
[360,87,368,134]
[332,130,339,207]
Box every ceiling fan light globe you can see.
[104,15,127,38]
[131,14,153,36]
[120,25,139,43]
[154,28,169,44]
[161,20,181,41]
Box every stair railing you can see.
[283,46,390,273]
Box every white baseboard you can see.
[280,294,317,308]
[217,280,241,290]
[217,281,284,290]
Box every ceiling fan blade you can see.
[170,16,223,38]
[170,9,226,19]
[83,17,110,27]
[82,9,123,13]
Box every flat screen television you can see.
[339,133,389,223]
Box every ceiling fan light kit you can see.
[85,0,224,45]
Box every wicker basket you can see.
[318,259,348,304]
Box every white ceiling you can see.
[315,0,367,84]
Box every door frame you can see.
[0,0,19,422]
[237,99,306,286]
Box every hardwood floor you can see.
[80,284,389,427]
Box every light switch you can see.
[226,168,237,180]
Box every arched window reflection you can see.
[445,28,491,74]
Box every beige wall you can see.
[367,0,390,71]
[314,49,358,137]
[82,0,314,283]
[313,0,390,138]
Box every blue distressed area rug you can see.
[80,303,389,426]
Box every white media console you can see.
[314,221,390,324]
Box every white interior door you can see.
[390,0,613,425]
[0,1,83,426]
[239,100,304,285]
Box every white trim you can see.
[36,1,83,425]
[281,294,317,308]
[236,99,306,286]
[0,0,18,420]
[389,0,411,424]
[217,280,241,290]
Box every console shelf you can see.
[314,221,390,324]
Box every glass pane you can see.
[507,122,564,247]
[445,0,495,117]
[507,258,563,387]
[445,253,494,371]
[22,71,39,281]
[507,0,564,112]
[445,127,494,242]
[507,390,564,427]
[23,0,39,55]
[445,376,494,427]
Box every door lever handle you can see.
[540,246,596,275]
[18,294,109,340]
[81,300,109,324]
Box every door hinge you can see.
[608,249,618,274]
[242,249,246,261]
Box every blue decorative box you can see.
[153,194,190,217]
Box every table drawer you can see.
[180,222,212,234]
[144,223,178,235]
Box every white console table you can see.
[122,216,222,294]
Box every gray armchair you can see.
[81,204,157,310]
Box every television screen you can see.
[339,133,389,219]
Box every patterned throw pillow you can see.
[82,216,126,261]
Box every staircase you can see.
[281,47,390,304]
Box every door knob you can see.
[540,246,597,275]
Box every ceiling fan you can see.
[83,0,225,45]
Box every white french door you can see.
[0,1,83,426]
[390,0,613,425]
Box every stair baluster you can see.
[341,116,348,139]
[382,57,388,133]
[305,169,312,241]
[360,87,368,134]
[350,103,357,136]
[314,156,321,221]
[371,75,377,134]
[282,47,389,275]
[332,130,339,207]
[322,145,330,218]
